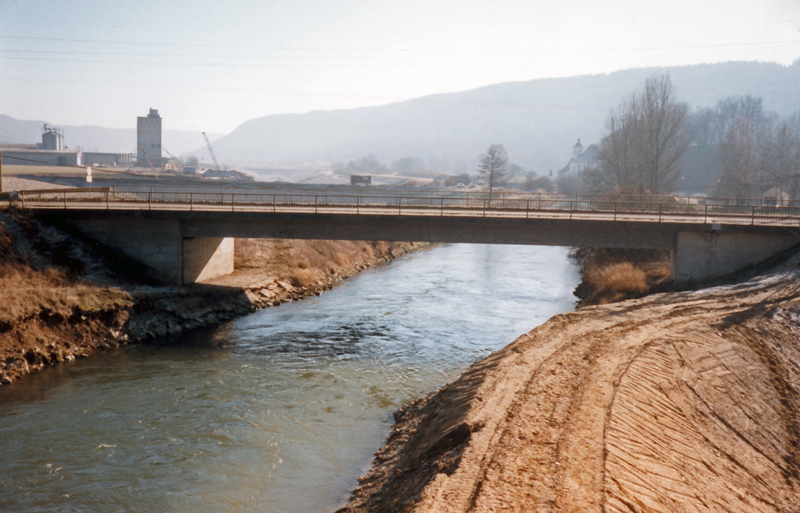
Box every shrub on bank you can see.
[583,262,648,305]
[571,248,673,306]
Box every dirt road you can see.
[341,261,800,512]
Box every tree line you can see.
[582,74,800,198]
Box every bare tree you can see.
[592,74,691,194]
[477,144,508,201]
[714,96,779,198]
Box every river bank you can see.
[339,252,800,512]
[0,205,429,384]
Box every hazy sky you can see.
[2,0,799,134]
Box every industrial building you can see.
[0,124,131,168]
[136,108,167,168]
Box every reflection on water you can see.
[0,244,579,512]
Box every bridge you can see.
[16,185,800,286]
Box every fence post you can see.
[614,202,617,221]
[357,195,361,214]
[148,191,152,210]
[658,202,662,222]
[569,200,573,219]
[106,190,110,210]
[315,195,318,214]
[190,193,194,211]
[440,197,444,216]
[526,199,530,218]
[751,205,755,225]
[704,203,708,224]
[64,191,67,209]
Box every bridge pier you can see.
[63,216,234,285]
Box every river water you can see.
[0,244,579,512]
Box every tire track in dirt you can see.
[341,262,800,512]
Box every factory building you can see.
[0,124,131,168]
[39,125,64,150]
[136,108,166,167]
[0,147,83,166]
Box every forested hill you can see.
[203,60,800,173]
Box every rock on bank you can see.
[341,259,800,511]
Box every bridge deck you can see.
[16,187,800,228]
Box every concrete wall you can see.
[183,237,234,284]
[674,230,800,284]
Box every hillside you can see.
[0,114,221,156]
[202,60,800,174]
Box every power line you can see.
[1,35,798,58]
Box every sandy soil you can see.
[340,259,800,512]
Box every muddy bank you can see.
[0,206,429,384]
[340,256,800,512]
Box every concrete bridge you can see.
[18,186,800,286]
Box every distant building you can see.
[558,139,600,176]
[39,125,64,150]
[1,125,80,166]
[0,124,130,168]
[350,174,372,186]
[82,152,132,167]
[0,147,82,167]
[137,108,165,167]
[761,186,791,206]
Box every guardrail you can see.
[14,187,800,227]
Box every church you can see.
[558,139,600,176]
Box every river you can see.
[0,244,579,512]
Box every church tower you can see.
[572,139,584,160]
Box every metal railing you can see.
[14,186,800,227]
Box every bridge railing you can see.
[14,188,800,227]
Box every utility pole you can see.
[0,151,3,193]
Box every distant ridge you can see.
[203,60,800,173]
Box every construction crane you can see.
[202,132,221,171]
[141,149,156,173]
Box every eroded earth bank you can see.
[0,205,428,384]
[340,258,800,512]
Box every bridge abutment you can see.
[64,216,234,285]
[674,230,800,285]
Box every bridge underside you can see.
[44,210,800,286]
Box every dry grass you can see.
[572,248,673,306]
[582,262,649,305]
[0,216,131,328]
[235,238,419,290]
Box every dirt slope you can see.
[341,263,800,512]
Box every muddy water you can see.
[0,244,579,512]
